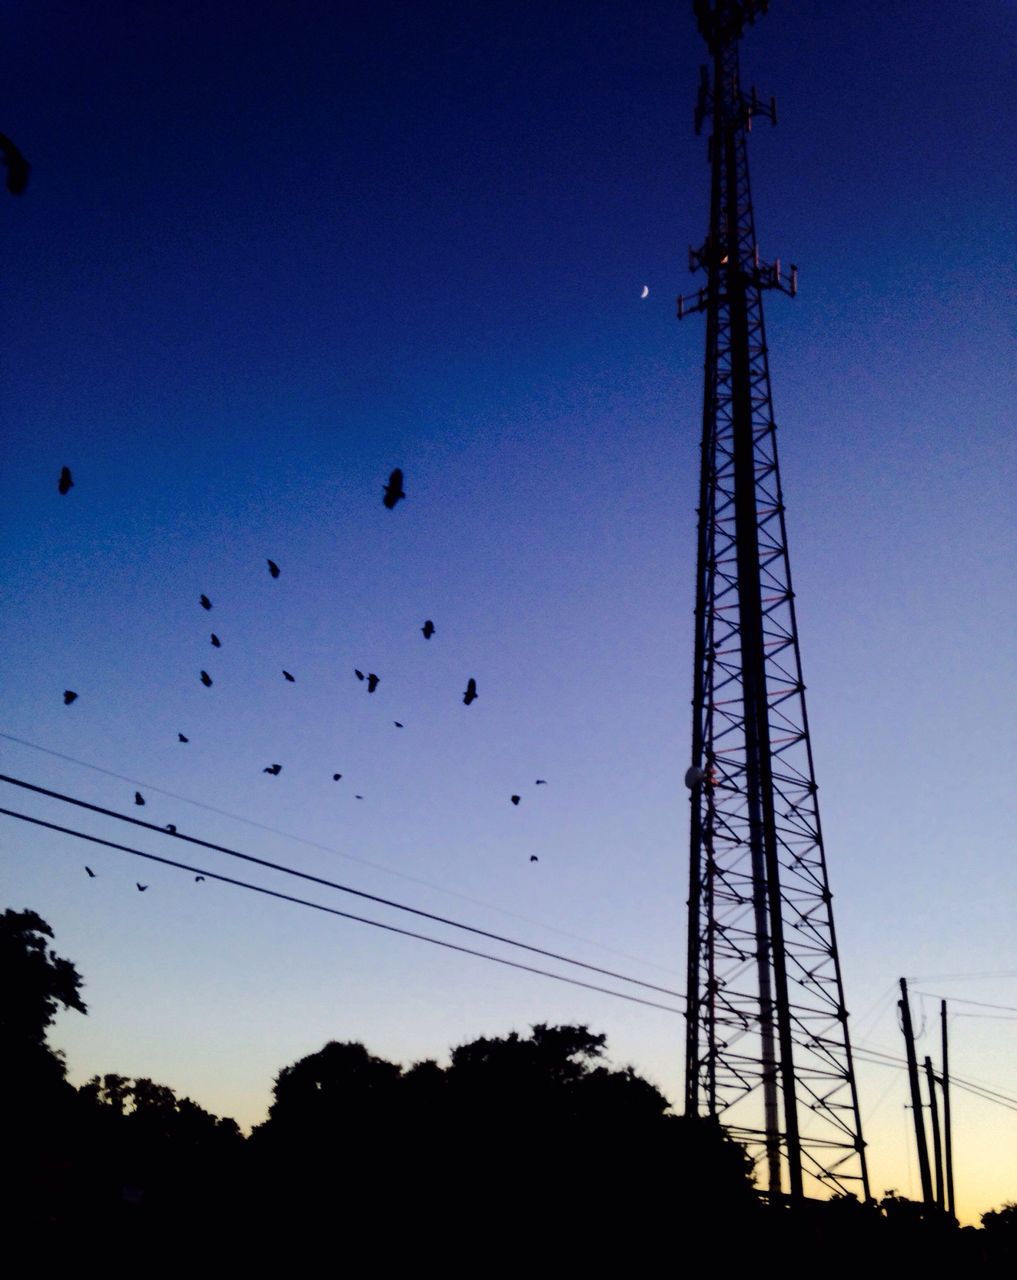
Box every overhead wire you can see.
[0,773,683,999]
[951,1013,1017,1022]
[0,806,683,1015]
[0,730,679,977]
[7,770,1017,1115]
[905,971,1017,983]
[850,1043,1017,1112]
[911,991,1017,1015]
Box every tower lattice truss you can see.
[679,1,870,1201]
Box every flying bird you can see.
[535,779,548,785]
[283,670,295,682]
[0,133,31,195]
[463,678,477,706]
[136,883,148,892]
[58,466,74,495]
[195,876,205,883]
[200,671,212,687]
[640,285,649,299]
[511,795,520,806]
[355,794,364,800]
[366,673,380,693]
[178,733,189,743]
[332,773,342,781]
[394,721,403,729]
[382,468,406,510]
[200,594,212,610]
[165,824,177,833]
[267,559,280,578]
[134,791,145,806]
[263,763,282,776]
[63,690,78,705]
[530,855,539,863]
[210,633,221,648]
[421,619,435,639]
[354,669,365,681]
[85,866,96,878]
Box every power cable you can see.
[851,1046,1017,1112]
[0,773,683,1000]
[0,731,678,977]
[905,971,1017,983]
[0,805,684,1015]
[951,1013,1017,1022]
[912,992,1017,1015]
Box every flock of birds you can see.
[55,466,548,886]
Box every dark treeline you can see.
[3,906,1014,1265]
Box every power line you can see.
[7,767,1014,1116]
[0,730,678,978]
[946,1078,1017,1113]
[952,1013,1017,1022]
[0,805,684,1015]
[912,991,1017,1015]
[905,971,1017,983]
[851,1043,1017,1113]
[0,772,684,1000]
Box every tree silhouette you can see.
[1,908,90,1227]
[981,1201,1017,1234]
[1,907,86,1042]
[263,1039,403,1138]
[1,907,86,1102]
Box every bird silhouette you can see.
[210,633,221,648]
[535,779,548,785]
[283,670,295,682]
[332,773,342,781]
[136,883,148,892]
[267,559,280,578]
[200,594,212,610]
[85,866,96,878]
[58,466,74,495]
[63,690,78,705]
[354,669,365,681]
[530,855,539,863]
[366,673,380,693]
[134,791,145,806]
[382,468,406,509]
[463,678,478,706]
[421,619,435,639]
[195,875,205,883]
[263,763,282,775]
[0,133,31,195]
[165,824,177,833]
[511,795,520,806]
[200,671,212,687]
[394,721,404,728]
[178,733,189,743]
[355,794,364,800]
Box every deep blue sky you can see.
[2,1,1014,1219]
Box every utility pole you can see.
[679,0,868,1201]
[924,1055,945,1210]
[898,978,933,1206]
[941,999,956,1218]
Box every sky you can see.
[2,0,1015,1224]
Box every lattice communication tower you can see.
[678,0,870,1200]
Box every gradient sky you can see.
[2,0,1014,1223]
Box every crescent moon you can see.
[640,285,649,299]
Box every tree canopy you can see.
[1,907,86,1049]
